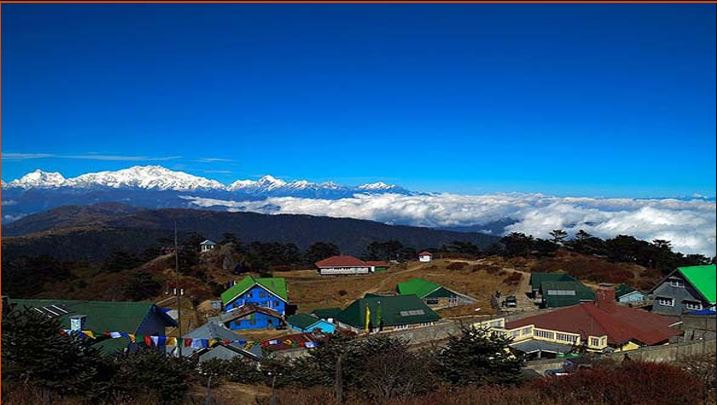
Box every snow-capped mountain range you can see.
[1,166,415,222]
[5,165,410,194]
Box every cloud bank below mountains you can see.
[181,193,717,257]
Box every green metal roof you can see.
[529,272,575,291]
[8,299,171,354]
[311,307,342,319]
[286,313,322,330]
[336,295,440,329]
[678,265,716,304]
[540,281,595,308]
[615,284,638,299]
[397,278,441,299]
[220,276,288,304]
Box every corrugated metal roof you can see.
[220,276,288,304]
[507,302,681,346]
[678,265,716,303]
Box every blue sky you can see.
[2,4,715,197]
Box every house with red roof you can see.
[478,287,682,359]
[418,251,433,263]
[315,255,371,275]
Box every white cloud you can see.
[181,193,717,256]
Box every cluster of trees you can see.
[4,306,715,405]
[2,306,523,404]
[2,306,196,404]
[494,231,714,275]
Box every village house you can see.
[366,260,390,272]
[311,307,342,323]
[418,251,433,263]
[529,272,595,308]
[615,283,647,305]
[286,313,336,334]
[315,255,371,275]
[8,298,177,355]
[334,294,440,333]
[396,278,476,308]
[220,276,288,330]
[649,264,716,316]
[481,287,682,359]
[177,320,261,362]
[200,239,217,253]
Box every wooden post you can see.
[335,353,344,404]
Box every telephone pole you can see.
[175,221,183,357]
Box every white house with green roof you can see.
[649,264,716,316]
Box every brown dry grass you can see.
[275,259,524,317]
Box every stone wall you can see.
[524,338,717,375]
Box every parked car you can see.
[544,358,593,377]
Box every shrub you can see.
[502,272,522,286]
[530,360,707,405]
[109,349,196,403]
[446,262,468,270]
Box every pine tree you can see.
[437,326,524,386]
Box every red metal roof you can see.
[418,251,433,256]
[506,300,681,346]
[315,255,368,268]
[366,260,389,267]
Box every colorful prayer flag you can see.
[110,332,122,339]
[167,337,178,346]
[82,330,96,339]
[184,338,192,348]
[144,336,153,346]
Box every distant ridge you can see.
[2,203,499,261]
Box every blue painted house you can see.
[286,313,336,334]
[615,284,646,304]
[220,277,288,330]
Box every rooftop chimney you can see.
[70,315,86,332]
[595,287,617,311]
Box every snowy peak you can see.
[358,181,399,191]
[7,169,66,188]
[64,165,224,190]
[5,166,415,196]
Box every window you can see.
[247,292,253,298]
[426,298,439,305]
[684,301,702,310]
[274,300,280,307]
[656,297,674,306]
[259,292,267,298]
[535,329,555,340]
[546,290,576,296]
[669,279,684,288]
[556,333,578,344]
[399,310,425,316]
[589,337,601,347]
